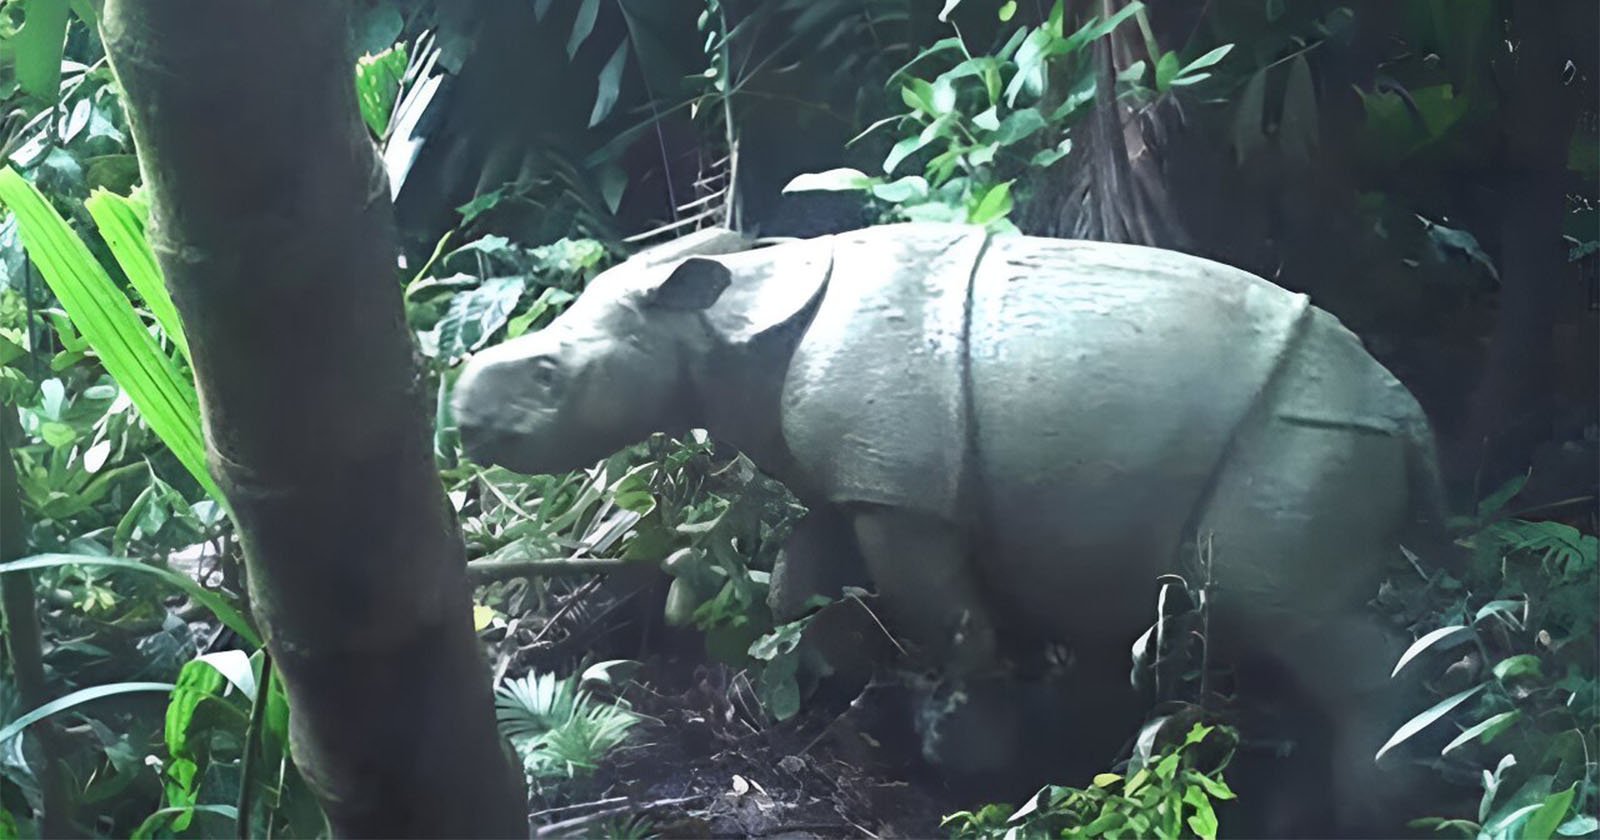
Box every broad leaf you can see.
[567,0,600,58]
[432,276,526,364]
[0,168,219,501]
[355,44,408,137]
[589,41,629,127]
[13,0,72,101]
[783,168,873,193]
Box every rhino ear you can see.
[647,257,733,310]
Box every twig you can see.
[1197,531,1215,710]
[466,557,633,583]
[531,795,706,837]
[523,577,603,649]
[527,796,628,821]
[847,593,907,657]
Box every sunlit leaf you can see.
[355,44,408,137]
[13,0,71,101]
[84,189,190,361]
[0,168,219,500]
[783,168,874,193]
[968,181,1014,225]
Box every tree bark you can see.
[100,3,524,836]
[1456,0,1583,481]
[2,412,74,837]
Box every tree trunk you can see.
[2,412,74,837]
[1456,0,1583,481]
[100,3,524,836]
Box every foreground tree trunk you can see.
[101,3,524,835]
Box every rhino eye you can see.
[531,358,559,385]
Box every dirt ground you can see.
[524,658,956,839]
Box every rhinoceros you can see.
[454,223,1443,829]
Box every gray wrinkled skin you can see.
[454,223,1444,830]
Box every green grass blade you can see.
[84,189,190,362]
[0,554,259,647]
[0,167,219,501]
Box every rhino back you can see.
[967,236,1312,628]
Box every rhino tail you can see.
[1399,408,1458,573]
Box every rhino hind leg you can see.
[1193,322,1428,833]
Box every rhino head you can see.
[453,230,830,475]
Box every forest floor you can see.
[525,658,953,838]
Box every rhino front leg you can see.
[848,505,998,676]
[768,504,869,623]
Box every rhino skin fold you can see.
[101,2,524,836]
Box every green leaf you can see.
[998,1,1017,22]
[992,109,1048,146]
[968,181,1014,225]
[1184,785,1220,840]
[1473,599,1526,628]
[1155,51,1181,92]
[0,554,259,647]
[1558,815,1600,836]
[1176,44,1233,78]
[1441,710,1521,755]
[902,78,938,116]
[1477,472,1529,519]
[1186,771,1236,800]
[937,0,963,21]
[432,276,526,364]
[783,168,874,193]
[567,0,600,57]
[870,176,930,203]
[1376,684,1485,762]
[1280,56,1318,163]
[589,41,629,128]
[1391,624,1471,677]
[84,190,190,362]
[0,682,177,746]
[1423,217,1498,280]
[354,44,408,137]
[884,132,933,175]
[1031,138,1073,168]
[13,0,72,101]
[1491,654,1542,682]
[0,168,219,501]
[1233,68,1269,164]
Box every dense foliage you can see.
[0,0,1594,837]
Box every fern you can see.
[495,671,638,781]
[1478,519,1597,581]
